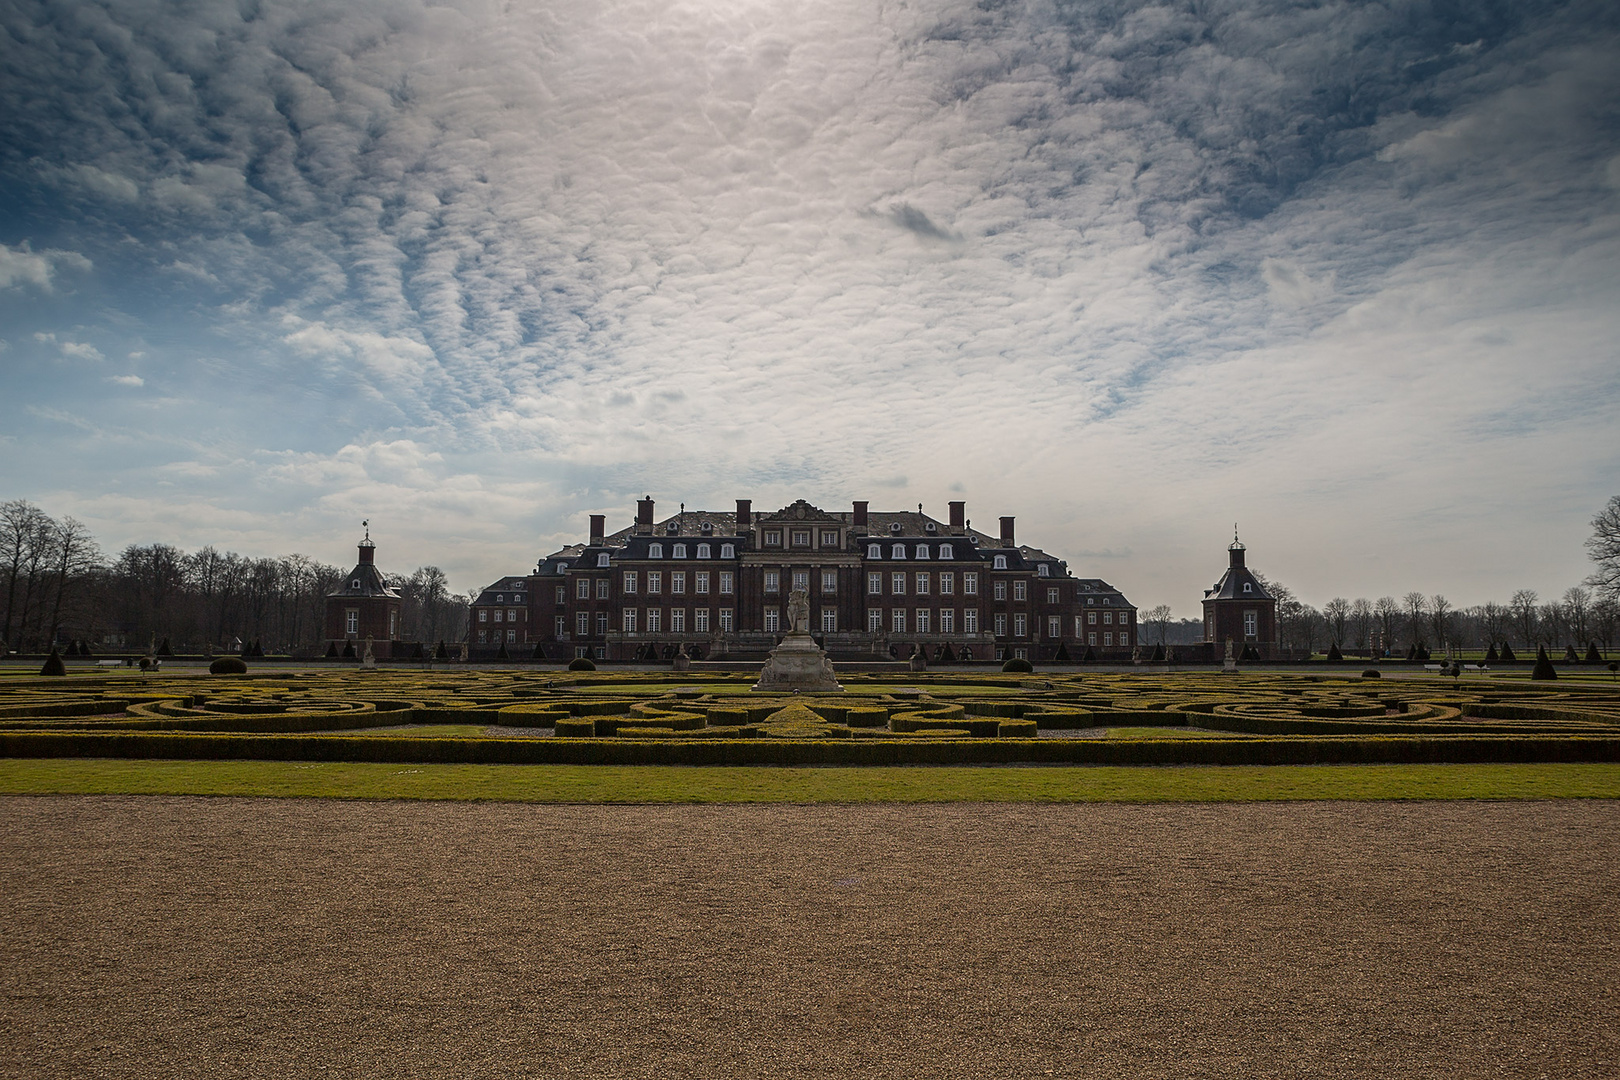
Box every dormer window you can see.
[701,521,713,534]
[868,544,881,559]
[915,545,930,559]
[649,543,663,558]
[597,553,610,568]
[673,543,687,558]
[496,594,504,603]
[666,521,678,534]
[889,522,902,533]
[891,543,905,558]
[697,543,711,559]
[925,521,937,533]
[351,579,360,590]
[720,543,735,559]
[940,544,953,559]
[993,555,1007,569]
[1243,583,1252,593]
[1037,565,1050,577]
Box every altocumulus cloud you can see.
[0,0,1617,605]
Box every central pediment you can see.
[760,499,842,523]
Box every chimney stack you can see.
[735,499,751,534]
[999,516,1016,547]
[852,500,869,528]
[948,501,965,533]
[636,496,655,534]
[589,515,605,544]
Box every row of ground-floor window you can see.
[477,608,1132,644]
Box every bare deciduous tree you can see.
[1510,589,1539,648]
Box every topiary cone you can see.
[40,648,66,676]
[1531,645,1558,681]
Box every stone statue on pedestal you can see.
[752,589,843,693]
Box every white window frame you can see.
[868,544,882,558]
[596,579,610,599]
[764,570,780,593]
[720,608,734,632]
[576,612,589,635]
[916,572,930,595]
[696,543,711,559]
[941,609,955,633]
[964,609,979,633]
[719,571,734,594]
[892,609,906,633]
[576,579,590,599]
[940,544,953,559]
[891,573,905,595]
[995,613,1008,636]
[673,543,686,558]
[623,571,638,593]
[346,610,359,634]
[993,555,1007,570]
[597,553,610,568]
[695,608,710,632]
[915,545,929,560]
[1013,581,1027,601]
[964,572,978,596]
[1048,616,1061,638]
[1013,613,1027,637]
[696,572,710,594]
[916,609,931,633]
[891,543,905,559]
[868,572,882,595]
[821,609,837,632]
[868,609,883,632]
[647,608,662,632]
[622,608,637,633]
[649,543,663,559]
[672,572,685,594]
[821,570,837,594]
[670,608,685,632]
[720,543,735,559]
[994,581,1007,601]
[765,608,780,632]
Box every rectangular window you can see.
[623,571,638,593]
[1048,616,1061,638]
[671,572,685,594]
[557,586,566,603]
[763,530,782,546]
[346,610,359,634]
[941,609,955,633]
[1013,581,1027,601]
[994,613,1007,636]
[820,529,839,547]
[868,609,883,632]
[577,579,590,600]
[1120,611,1131,625]
[1013,613,1027,637]
[964,572,978,596]
[1047,587,1060,605]
[555,615,565,636]
[940,573,955,595]
[647,572,662,594]
[916,609,931,633]
[719,572,734,595]
[868,572,882,595]
[1103,611,1113,624]
[892,609,906,633]
[1088,632,1098,646]
[507,629,516,643]
[765,608,780,632]
[1077,616,1086,638]
[765,570,780,593]
[576,612,589,635]
[479,610,488,623]
[622,608,637,633]
[916,572,930,595]
[994,581,1007,601]
[695,608,710,632]
[791,529,810,546]
[792,570,809,593]
[1088,611,1098,625]
[964,609,979,633]
[1104,631,1113,647]
[1244,611,1258,639]
[478,629,487,644]
[646,609,661,633]
[595,613,608,636]
[493,610,503,622]
[822,609,837,632]
[822,570,837,594]
[719,608,734,632]
[596,580,609,600]
[892,573,906,596]
[695,572,710,594]
[670,608,685,632]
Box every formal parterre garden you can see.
[2,668,1618,767]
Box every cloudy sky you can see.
[2,0,1617,613]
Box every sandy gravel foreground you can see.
[2,797,1616,1080]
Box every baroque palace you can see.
[470,498,1137,663]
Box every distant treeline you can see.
[2,500,469,655]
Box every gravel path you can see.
[2,796,1615,1079]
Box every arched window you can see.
[940,544,953,559]
[1243,583,1252,593]
[597,553,610,568]
[993,555,1007,570]
[891,543,906,559]
[697,543,711,559]
[868,544,881,559]
[915,545,930,559]
[1037,565,1049,577]
[648,543,663,558]
[673,543,686,558]
[700,522,713,534]
[720,543,735,559]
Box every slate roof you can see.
[327,557,400,600]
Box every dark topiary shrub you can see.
[532,641,547,660]
[568,656,597,671]
[325,640,339,658]
[411,641,426,659]
[496,642,510,660]
[434,641,449,660]
[1587,642,1603,663]
[1361,669,1381,678]
[1500,642,1517,662]
[1415,644,1430,661]
[1240,645,1260,661]
[938,642,956,664]
[1150,641,1166,663]
[156,637,172,656]
[209,656,248,675]
[1406,644,1417,660]
[1485,643,1500,662]
[39,648,66,676]
[1564,644,1579,662]
[1531,645,1558,681]
[342,640,356,658]
[1326,643,1343,662]
[1001,657,1034,673]
[1081,646,1097,664]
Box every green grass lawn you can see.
[2,759,1616,804]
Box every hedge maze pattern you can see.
[4,669,1619,766]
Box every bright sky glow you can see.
[2,0,1617,610]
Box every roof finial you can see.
[363,519,371,541]
[1234,522,1238,544]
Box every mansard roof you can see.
[473,578,529,605]
[327,560,400,600]
[1204,565,1273,602]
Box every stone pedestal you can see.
[751,631,843,693]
